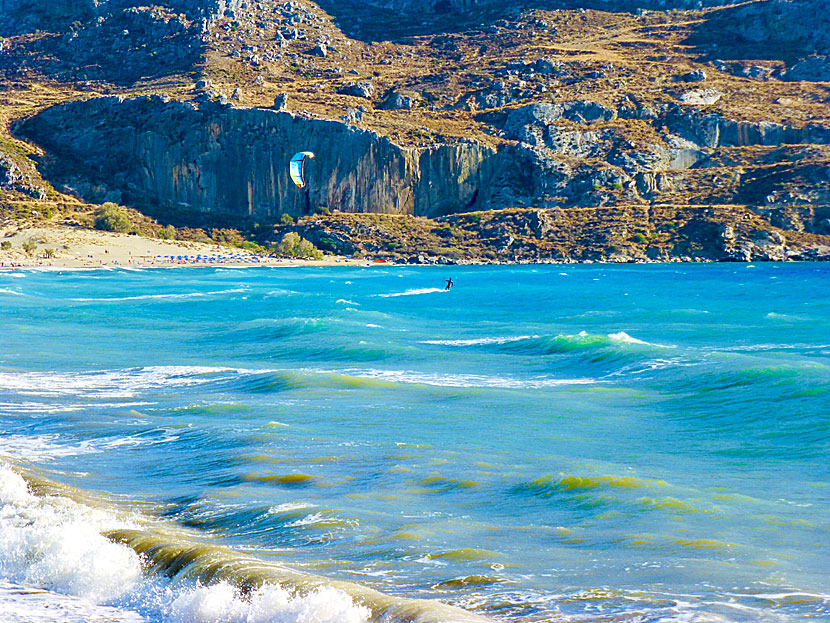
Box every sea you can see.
[0,263,828,623]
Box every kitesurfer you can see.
[445,278,453,290]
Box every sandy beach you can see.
[0,225,365,269]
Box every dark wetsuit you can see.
[445,278,453,290]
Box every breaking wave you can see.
[0,465,489,623]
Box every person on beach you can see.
[445,278,453,290]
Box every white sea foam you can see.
[421,335,537,346]
[336,299,359,305]
[168,582,369,623]
[335,368,597,389]
[70,288,248,302]
[376,288,445,298]
[0,581,144,623]
[0,288,24,296]
[0,435,100,462]
[608,331,671,348]
[267,502,314,515]
[0,366,235,399]
[0,464,142,603]
[0,463,372,623]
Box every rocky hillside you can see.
[2,0,830,261]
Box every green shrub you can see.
[22,240,37,256]
[631,233,648,244]
[95,203,130,233]
[280,213,294,225]
[316,236,338,253]
[278,232,322,259]
[44,248,56,259]
[157,225,176,240]
[0,241,11,250]
[239,240,267,254]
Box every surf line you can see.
[13,468,492,623]
[106,528,491,623]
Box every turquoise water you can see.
[1,263,828,622]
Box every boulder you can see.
[785,55,830,82]
[337,81,374,98]
[678,89,723,106]
[678,69,707,82]
[273,93,288,110]
[379,89,420,110]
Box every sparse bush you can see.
[631,233,648,244]
[94,203,130,233]
[157,225,176,240]
[278,232,322,259]
[1,241,11,250]
[280,213,294,225]
[43,248,56,259]
[239,240,267,254]
[211,228,245,245]
[278,232,301,256]
[316,236,338,253]
[22,240,37,256]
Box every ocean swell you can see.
[0,464,490,623]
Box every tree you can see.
[278,232,301,256]
[277,232,322,259]
[95,203,131,233]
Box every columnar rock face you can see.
[20,95,830,224]
[21,96,498,220]
[0,0,241,35]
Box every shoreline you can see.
[2,225,830,271]
[0,225,370,270]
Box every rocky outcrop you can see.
[0,0,243,35]
[21,96,505,220]
[20,93,830,225]
[277,205,830,264]
[0,152,47,199]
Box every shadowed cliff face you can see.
[21,96,500,220]
[19,94,830,226]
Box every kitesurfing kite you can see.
[289,151,314,188]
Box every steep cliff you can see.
[19,90,830,228]
[4,0,830,261]
[21,95,500,220]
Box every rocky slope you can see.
[2,0,830,261]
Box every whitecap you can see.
[0,464,372,623]
[0,464,142,603]
[0,366,237,399]
[70,288,248,302]
[421,335,537,346]
[332,368,598,389]
[608,331,672,348]
[376,288,445,298]
[266,502,314,515]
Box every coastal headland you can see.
[1,0,830,262]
